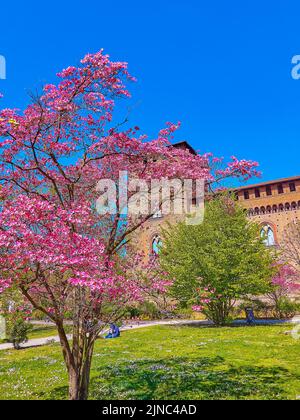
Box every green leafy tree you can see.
[160,195,274,325]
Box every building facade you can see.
[236,176,300,247]
[133,141,300,257]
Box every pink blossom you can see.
[192,305,203,312]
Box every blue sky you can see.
[0,0,300,186]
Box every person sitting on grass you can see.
[105,323,120,339]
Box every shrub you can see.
[275,298,300,319]
[7,318,32,350]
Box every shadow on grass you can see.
[43,355,298,400]
[176,321,288,330]
[96,357,297,400]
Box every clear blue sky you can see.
[0,0,299,185]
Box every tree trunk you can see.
[208,301,232,326]
[78,355,92,400]
[55,316,96,400]
[17,290,96,401]
[68,346,94,400]
[68,365,80,400]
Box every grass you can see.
[27,325,60,340]
[0,324,72,344]
[28,325,72,340]
[0,324,299,400]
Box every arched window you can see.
[152,235,162,255]
[266,206,272,214]
[254,207,260,215]
[260,206,266,215]
[291,202,297,210]
[260,225,276,247]
[272,205,277,213]
[248,208,254,217]
[285,203,290,211]
[279,204,284,212]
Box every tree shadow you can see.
[175,322,286,329]
[39,355,297,400]
[41,386,68,400]
[87,356,296,400]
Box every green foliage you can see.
[240,297,300,320]
[123,301,169,320]
[160,194,274,325]
[239,299,274,319]
[0,288,33,348]
[0,287,23,314]
[274,298,300,319]
[138,301,161,320]
[7,318,33,350]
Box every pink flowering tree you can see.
[122,251,175,315]
[267,264,300,317]
[0,50,259,399]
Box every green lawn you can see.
[1,324,71,344]
[28,325,72,340]
[0,324,299,400]
[27,325,60,340]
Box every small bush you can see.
[275,298,300,319]
[8,319,33,350]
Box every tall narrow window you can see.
[290,182,296,192]
[244,190,250,200]
[278,184,284,194]
[255,188,260,198]
[266,186,272,196]
[267,227,275,246]
[261,225,275,247]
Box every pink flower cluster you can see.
[192,287,222,312]
[0,278,11,294]
[272,264,300,294]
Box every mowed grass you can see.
[28,325,72,340]
[0,324,299,400]
[1,324,71,344]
